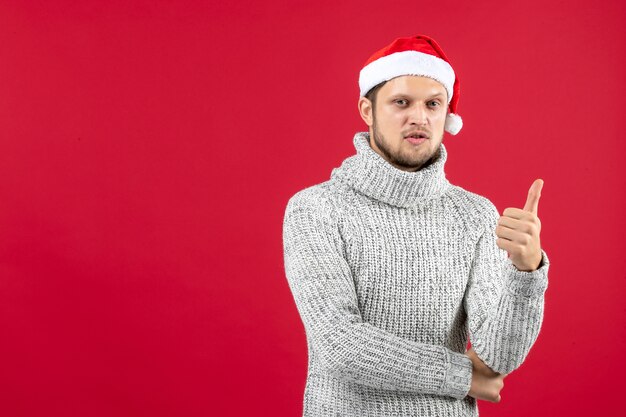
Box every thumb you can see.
[523,179,544,215]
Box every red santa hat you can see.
[359,34,463,135]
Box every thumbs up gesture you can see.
[495,179,544,272]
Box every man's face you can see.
[358,75,449,172]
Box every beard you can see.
[370,115,442,172]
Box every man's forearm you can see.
[469,250,550,374]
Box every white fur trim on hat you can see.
[444,113,463,135]
[359,50,455,101]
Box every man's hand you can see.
[495,179,544,272]
[466,347,506,403]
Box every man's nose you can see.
[409,104,428,125]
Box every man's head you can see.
[357,35,462,172]
[358,75,448,172]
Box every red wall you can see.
[0,1,624,416]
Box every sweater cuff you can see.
[439,349,473,399]
[504,249,550,297]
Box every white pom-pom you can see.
[444,113,463,135]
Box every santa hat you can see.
[358,34,463,135]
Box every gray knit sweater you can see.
[282,131,550,416]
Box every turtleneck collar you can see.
[330,131,451,208]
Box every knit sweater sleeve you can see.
[282,190,473,399]
[464,201,550,375]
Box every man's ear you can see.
[358,97,374,127]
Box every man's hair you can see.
[364,80,388,115]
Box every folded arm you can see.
[464,202,550,375]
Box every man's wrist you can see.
[440,350,473,399]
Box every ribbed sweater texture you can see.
[282,131,550,416]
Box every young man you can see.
[282,34,550,417]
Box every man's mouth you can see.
[404,131,429,145]
[405,131,429,139]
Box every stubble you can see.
[370,112,441,172]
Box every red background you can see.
[0,1,624,416]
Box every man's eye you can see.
[395,99,408,106]
[428,101,440,107]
